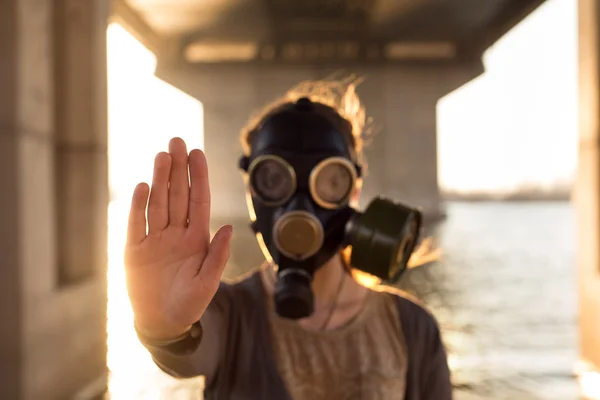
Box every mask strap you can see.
[238,155,250,172]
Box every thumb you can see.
[195,225,233,287]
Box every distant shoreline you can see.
[442,191,572,202]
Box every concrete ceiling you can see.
[121,0,546,62]
[125,0,269,38]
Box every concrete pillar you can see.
[0,0,109,398]
[576,0,600,377]
[351,64,483,219]
[155,62,482,275]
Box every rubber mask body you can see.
[245,103,358,319]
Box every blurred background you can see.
[2,0,599,399]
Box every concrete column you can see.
[352,63,483,220]
[0,0,109,398]
[576,0,600,376]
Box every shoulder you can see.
[372,285,443,343]
[370,285,452,398]
[217,267,263,293]
[212,267,265,314]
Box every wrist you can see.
[134,321,193,342]
[135,320,204,355]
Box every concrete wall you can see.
[576,0,600,374]
[0,0,109,398]
[156,61,482,276]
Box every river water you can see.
[106,201,581,400]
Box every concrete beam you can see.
[181,40,461,66]
[110,0,164,55]
[460,0,547,57]
[119,0,547,63]
[369,0,424,26]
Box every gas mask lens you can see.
[248,155,296,206]
[248,155,358,210]
[310,157,358,209]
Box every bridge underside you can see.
[118,0,545,65]
[112,0,547,272]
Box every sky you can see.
[437,0,578,192]
[107,24,204,199]
[107,0,578,197]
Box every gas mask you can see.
[239,98,422,319]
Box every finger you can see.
[168,138,190,228]
[148,152,172,234]
[187,149,211,239]
[127,183,150,245]
[194,225,232,286]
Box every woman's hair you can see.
[239,75,374,168]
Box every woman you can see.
[125,78,452,399]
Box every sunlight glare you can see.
[106,23,205,399]
[576,361,600,400]
[581,372,600,400]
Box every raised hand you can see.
[124,137,232,340]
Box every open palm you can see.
[124,137,232,340]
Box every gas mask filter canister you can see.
[270,196,423,320]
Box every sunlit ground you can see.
[582,373,600,400]
[577,361,600,400]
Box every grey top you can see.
[143,270,452,400]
